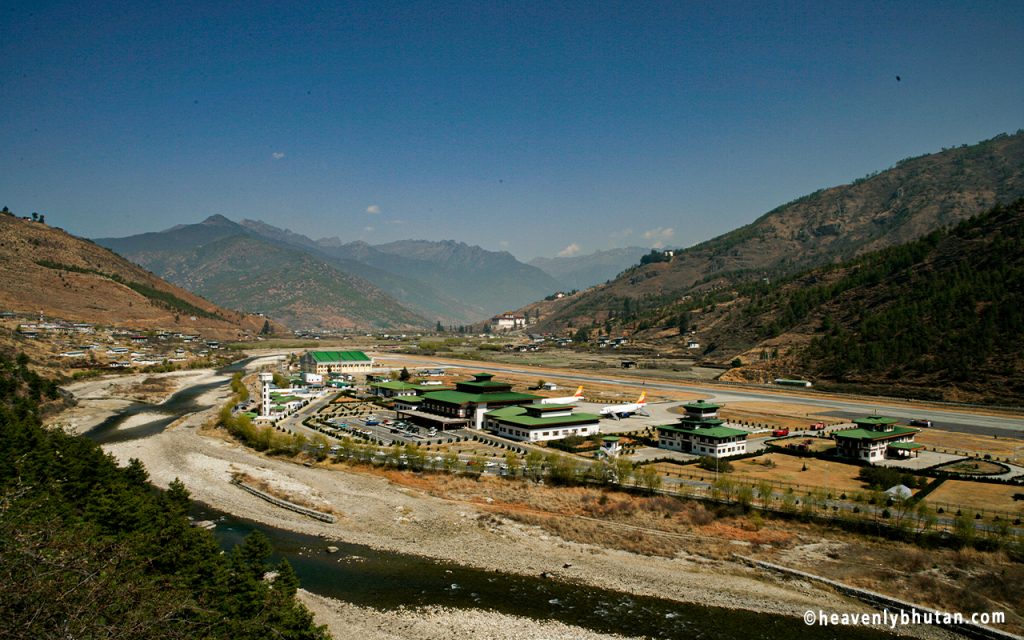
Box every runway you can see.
[379,354,1024,437]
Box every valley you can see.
[48,345,1024,638]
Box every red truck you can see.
[808,422,826,431]
[771,428,790,437]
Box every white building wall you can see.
[489,421,600,442]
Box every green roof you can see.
[458,380,512,391]
[658,424,747,439]
[853,416,900,427]
[834,426,918,441]
[423,390,540,405]
[308,350,371,363]
[524,403,575,412]
[683,400,721,411]
[677,417,725,428]
[888,442,924,450]
[371,380,418,391]
[602,436,621,442]
[486,405,601,428]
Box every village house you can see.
[656,399,747,458]
[485,403,601,442]
[833,416,922,462]
[492,313,527,331]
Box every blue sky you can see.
[1,1,1021,260]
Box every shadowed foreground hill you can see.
[0,212,280,340]
[0,352,328,639]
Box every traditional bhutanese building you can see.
[492,313,527,331]
[656,399,747,458]
[833,417,921,462]
[600,436,622,458]
[301,350,375,375]
[397,373,540,430]
[368,380,454,398]
[485,404,601,442]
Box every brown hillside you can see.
[0,214,282,340]
[530,132,1024,331]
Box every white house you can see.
[485,403,601,443]
[492,313,527,331]
[834,417,921,462]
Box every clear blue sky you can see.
[2,1,1021,260]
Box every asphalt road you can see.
[379,355,1024,438]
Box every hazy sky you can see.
[2,2,1021,261]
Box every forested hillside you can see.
[632,200,1024,403]
[0,352,328,639]
[786,199,1024,401]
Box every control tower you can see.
[259,372,274,418]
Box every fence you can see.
[231,478,336,523]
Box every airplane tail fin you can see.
[574,386,584,398]
[637,390,647,405]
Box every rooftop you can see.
[486,405,602,428]
[853,416,900,428]
[834,425,918,441]
[683,399,721,411]
[658,424,747,439]
[887,441,925,450]
[307,350,371,363]
[423,390,540,405]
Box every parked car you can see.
[909,419,933,427]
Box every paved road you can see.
[379,355,1024,437]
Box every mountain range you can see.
[0,212,277,340]
[96,217,570,329]
[528,247,649,291]
[524,132,1024,333]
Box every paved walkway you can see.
[875,450,962,470]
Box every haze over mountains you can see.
[528,247,649,291]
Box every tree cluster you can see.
[0,352,328,639]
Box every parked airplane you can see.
[539,386,585,405]
[599,390,648,420]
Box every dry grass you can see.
[654,453,867,494]
[422,441,508,458]
[915,428,1024,463]
[328,456,1024,634]
[778,542,1024,633]
[718,401,839,431]
[372,471,795,557]
[934,459,1007,475]
[925,480,1024,516]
